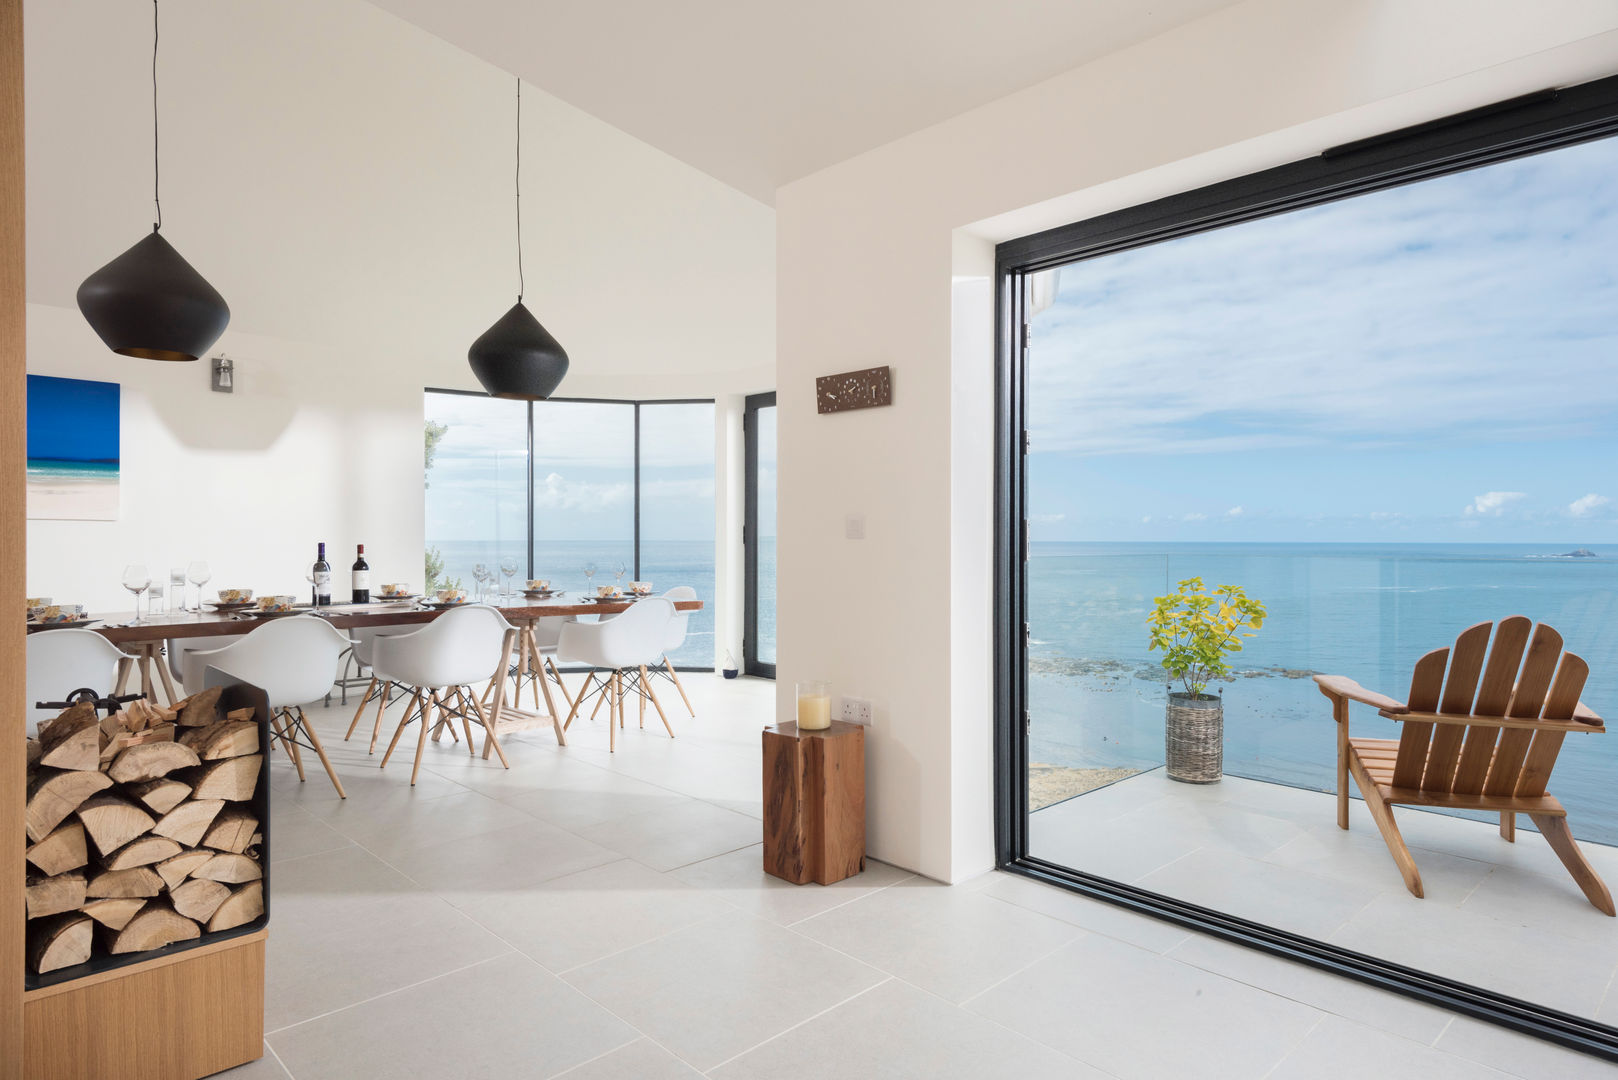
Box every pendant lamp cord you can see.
[514,76,523,302]
[152,0,161,233]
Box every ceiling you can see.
[364,0,1241,203]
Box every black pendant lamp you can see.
[468,78,569,400]
[77,0,229,362]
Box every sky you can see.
[1027,133,1618,546]
[26,374,119,462]
[424,393,716,544]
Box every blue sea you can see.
[1027,542,1618,843]
[427,539,726,668]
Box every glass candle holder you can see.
[796,680,832,731]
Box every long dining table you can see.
[43,595,704,749]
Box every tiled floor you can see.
[222,676,1611,1079]
[1033,769,1618,1021]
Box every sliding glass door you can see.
[744,392,776,677]
[997,77,1618,1056]
[639,401,717,666]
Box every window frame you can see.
[994,74,1618,1060]
[743,391,777,678]
[424,388,716,670]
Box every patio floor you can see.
[1031,769,1618,1020]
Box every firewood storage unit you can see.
[21,683,272,1080]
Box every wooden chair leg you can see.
[295,707,346,799]
[1348,753,1423,898]
[665,659,695,718]
[1500,812,1516,842]
[467,693,510,769]
[617,670,626,729]
[345,678,378,741]
[273,710,308,782]
[591,678,610,722]
[534,657,566,747]
[642,670,673,738]
[368,680,390,754]
[547,658,574,713]
[609,672,618,753]
[638,667,646,728]
[381,689,422,769]
[409,691,437,786]
[1530,813,1616,916]
[563,673,594,731]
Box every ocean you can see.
[427,539,724,668]
[1027,542,1618,843]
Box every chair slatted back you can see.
[1388,617,1588,798]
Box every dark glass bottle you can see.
[313,542,332,606]
[352,544,370,603]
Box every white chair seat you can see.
[556,597,677,751]
[26,628,132,737]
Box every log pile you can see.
[24,690,265,975]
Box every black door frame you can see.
[743,391,777,678]
[994,74,1618,1060]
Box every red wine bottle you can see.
[352,544,371,603]
[313,543,332,606]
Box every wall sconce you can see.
[211,354,234,393]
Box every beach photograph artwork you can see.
[26,373,120,520]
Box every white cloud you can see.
[1464,491,1526,516]
[1226,506,1244,518]
[1569,493,1611,517]
[1181,512,1208,522]
[1140,515,1152,524]
[534,471,633,511]
[1032,512,1067,523]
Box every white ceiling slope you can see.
[364,0,1240,203]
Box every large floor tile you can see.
[1269,1015,1514,1079]
[794,878,1082,1003]
[576,798,761,872]
[1434,1016,1618,1080]
[267,803,354,864]
[489,763,694,832]
[979,873,1191,953]
[710,977,1104,1079]
[1167,934,1454,1044]
[553,1038,704,1079]
[564,914,885,1071]
[382,817,622,895]
[215,1045,293,1078]
[1134,846,1382,939]
[312,788,539,861]
[264,847,510,1031]
[270,953,637,1080]
[671,844,913,925]
[454,857,732,972]
[967,934,1321,1080]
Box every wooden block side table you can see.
[762,720,865,885]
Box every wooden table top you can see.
[29,596,703,645]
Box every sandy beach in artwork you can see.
[26,460,119,520]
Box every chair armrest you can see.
[1576,701,1604,726]
[1380,709,1606,734]
[1314,674,1407,713]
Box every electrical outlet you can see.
[839,697,872,726]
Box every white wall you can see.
[774,0,1618,882]
[23,0,775,619]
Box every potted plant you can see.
[1147,577,1266,783]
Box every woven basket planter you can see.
[1165,692,1222,783]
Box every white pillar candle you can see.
[796,681,832,730]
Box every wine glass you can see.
[614,561,628,588]
[186,559,211,614]
[473,562,489,603]
[583,561,597,593]
[121,563,151,624]
[499,557,518,599]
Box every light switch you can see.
[845,514,865,540]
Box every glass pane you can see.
[531,401,636,594]
[1024,133,1618,1017]
[755,404,777,666]
[639,403,716,666]
[423,393,527,596]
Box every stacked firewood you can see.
[23,687,266,975]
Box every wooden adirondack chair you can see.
[1314,616,1613,915]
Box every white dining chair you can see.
[183,615,353,797]
[556,597,676,751]
[168,633,246,695]
[650,585,698,718]
[25,628,132,736]
[372,604,525,784]
[342,627,417,754]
